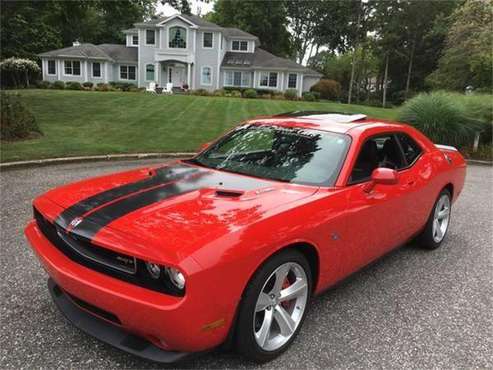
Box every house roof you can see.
[221,27,258,40]
[38,43,137,63]
[222,48,322,76]
[38,43,112,60]
[97,44,137,63]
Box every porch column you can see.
[57,60,62,80]
[191,63,195,89]
[84,60,88,82]
[187,63,191,87]
[155,62,160,85]
[104,62,109,83]
[279,72,284,91]
[253,70,257,88]
[298,74,304,97]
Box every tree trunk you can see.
[347,1,362,104]
[404,35,416,100]
[383,53,389,108]
[25,70,30,88]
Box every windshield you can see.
[190,124,350,186]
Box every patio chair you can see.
[146,82,157,94]
[164,82,174,95]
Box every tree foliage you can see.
[427,0,493,91]
[0,0,157,60]
[205,0,291,56]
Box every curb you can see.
[0,152,196,171]
[466,159,492,166]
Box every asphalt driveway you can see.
[1,160,492,369]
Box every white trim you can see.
[131,34,139,46]
[84,60,88,82]
[187,63,191,87]
[47,59,56,75]
[202,31,214,49]
[287,73,297,89]
[62,60,82,77]
[167,25,188,50]
[200,65,212,86]
[104,62,109,83]
[145,63,155,82]
[298,74,304,96]
[156,14,197,27]
[145,29,156,46]
[216,32,221,89]
[57,60,62,80]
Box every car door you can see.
[338,133,411,277]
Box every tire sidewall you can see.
[421,189,452,249]
[236,249,312,362]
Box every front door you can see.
[167,65,185,87]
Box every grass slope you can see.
[1,90,398,162]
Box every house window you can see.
[203,32,213,48]
[92,62,101,78]
[120,65,136,80]
[201,66,212,85]
[169,26,187,48]
[288,73,297,89]
[132,35,138,45]
[224,71,250,87]
[232,40,248,51]
[47,60,56,75]
[64,60,80,76]
[146,64,155,81]
[146,29,155,45]
[259,72,277,88]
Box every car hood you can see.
[36,162,318,263]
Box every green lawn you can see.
[1,90,398,163]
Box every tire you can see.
[418,189,452,249]
[236,249,312,363]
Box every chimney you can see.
[73,40,80,47]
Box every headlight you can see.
[165,267,186,290]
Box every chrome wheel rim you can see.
[432,194,451,243]
[253,262,308,351]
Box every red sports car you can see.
[25,112,466,363]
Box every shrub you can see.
[82,82,93,89]
[311,91,321,101]
[0,93,42,140]
[230,90,242,98]
[310,79,342,100]
[213,89,226,97]
[36,80,51,89]
[191,89,210,96]
[96,83,110,91]
[302,92,316,102]
[398,91,481,147]
[52,80,65,89]
[243,89,257,99]
[0,57,40,88]
[66,81,82,90]
[284,89,298,100]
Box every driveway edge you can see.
[0,152,196,171]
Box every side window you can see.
[397,133,422,166]
[349,135,405,183]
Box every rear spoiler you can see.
[435,144,458,152]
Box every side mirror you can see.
[199,142,211,152]
[363,168,398,193]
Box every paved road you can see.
[1,160,492,369]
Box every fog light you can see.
[145,262,161,279]
[166,267,186,290]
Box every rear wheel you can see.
[418,189,452,249]
[236,249,311,362]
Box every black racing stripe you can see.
[71,170,271,240]
[56,164,198,229]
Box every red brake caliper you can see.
[281,277,293,309]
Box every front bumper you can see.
[25,220,233,355]
[47,278,189,363]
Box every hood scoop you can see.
[214,189,245,198]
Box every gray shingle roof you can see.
[97,44,137,63]
[38,43,112,60]
[221,27,258,40]
[38,43,137,63]
[222,48,322,76]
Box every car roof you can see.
[245,111,407,134]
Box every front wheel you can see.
[418,189,452,249]
[236,249,312,362]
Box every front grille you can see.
[33,207,182,296]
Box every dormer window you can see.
[232,40,248,51]
[169,26,187,48]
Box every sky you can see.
[156,0,215,17]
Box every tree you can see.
[160,0,192,15]
[206,0,291,56]
[427,0,493,91]
[0,1,157,60]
